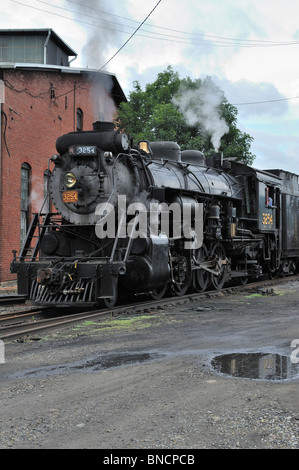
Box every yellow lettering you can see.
[262,213,273,226]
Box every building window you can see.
[76,108,83,131]
[20,163,31,247]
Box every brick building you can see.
[0,29,126,281]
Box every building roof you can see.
[0,29,126,104]
[0,62,127,105]
[0,28,77,58]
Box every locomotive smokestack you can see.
[205,152,223,169]
[92,121,114,132]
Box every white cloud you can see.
[213,77,289,117]
[250,130,299,173]
[1,0,299,172]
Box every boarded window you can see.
[20,163,30,247]
[76,108,83,131]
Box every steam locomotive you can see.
[11,121,299,307]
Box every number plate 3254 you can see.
[62,191,78,203]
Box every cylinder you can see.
[208,205,220,219]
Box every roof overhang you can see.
[0,62,127,104]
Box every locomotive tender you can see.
[11,121,299,307]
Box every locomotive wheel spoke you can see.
[173,282,189,296]
[193,244,209,292]
[150,284,168,300]
[103,296,117,308]
[172,255,191,296]
[103,284,118,308]
[210,242,227,290]
[239,275,248,285]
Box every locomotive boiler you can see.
[11,121,299,307]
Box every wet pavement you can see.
[0,278,298,449]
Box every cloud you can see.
[251,130,299,172]
[234,115,299,173]
[212,77,289,118]
[1,0,299,175]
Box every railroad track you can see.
[0,295,26,305]
[0,275,298,341]
[0,307,51,326]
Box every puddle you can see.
[73,353,155,371]
[9,352,162,380]
[211,352,299,381]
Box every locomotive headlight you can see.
[64,172,77,188]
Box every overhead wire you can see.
[97,0,163,71]
[63,0,299,48]
[5,0,299,106]
[62,0,299,47]
[9,0,299,48]
[37,0,299,47]
[9,0,132,35]
[3,2,164,103]
[232,96,299,105]
[36,0,298,46]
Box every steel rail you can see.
[1,275,298,341]
[0,295,26,305]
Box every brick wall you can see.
[0,68,118,280]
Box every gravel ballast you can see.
[0,279,298,449]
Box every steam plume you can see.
[67,0,121,121]
[173,78,229,151]
[67,0,121,69]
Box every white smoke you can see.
[173,78,229,151]
[67,0,121,69]
[66,0,120,122]
[29,174,45,213]
[87,73,117,121]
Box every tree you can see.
[115,66,255,165]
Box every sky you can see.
[1,0,299,173]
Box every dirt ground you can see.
[0,279,298,450]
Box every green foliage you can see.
[115,66,255,165]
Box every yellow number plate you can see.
[262,213,273,226]
[62,190,78,203]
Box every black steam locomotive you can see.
[11,121,299,307]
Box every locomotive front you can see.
[51,121,132,225]
[11,122,154,307]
